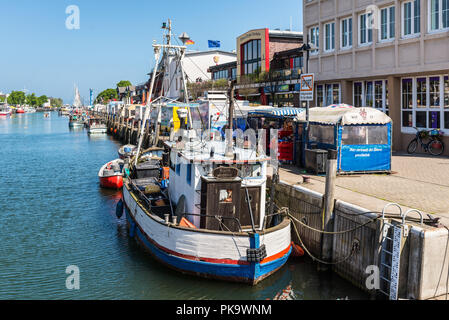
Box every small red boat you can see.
[16,108,25,114]
[98,159,124,189]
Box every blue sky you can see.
[0,0,303,103]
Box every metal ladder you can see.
[379,203,424,300]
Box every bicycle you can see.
[407,127,445,156]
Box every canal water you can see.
[0,112,368,300]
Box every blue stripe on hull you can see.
[125,208,290,284]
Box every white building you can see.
[163,50,236,100]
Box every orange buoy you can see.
[291,242,304,257]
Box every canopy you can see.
[249,107,305,117]
[295,105,392,125]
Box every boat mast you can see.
[134,42,162,167]
[225,80,235,158]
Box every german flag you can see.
[185,40,195,45]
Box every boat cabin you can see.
[164,139,270,232]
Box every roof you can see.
[295,105,392,125]
[268,29,303,40]
[185,50,237,58]
[208,61,237,72]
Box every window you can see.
[354,82,363,107]
[365,82,374,107]
[186,164,192,185]
[213,69,228,80]
[242,40,261,75]
[324,22,335,52]
[359,12,373,45]
[309,125,335,145]
[416,78,427,108]
[430,77,441,107]
[429,0,449,31]
[231,68,237,80]
[293,56,303,70]
[380,6,395,41]
[219,190,233,203]
[342,126,389,145]
[310,26,319,54]
[402,76,449,131]
[445,76,449,108]
[316,85,324,107]
[341,17,353,49]
[403,0,421,37]
[374,81,383,109]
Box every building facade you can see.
[235,28,305,106]
[304,0,449,154]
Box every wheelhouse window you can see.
[242,40,261,75]
[403,0,421,37]
[310,26,319,54]
[380,6,395,41]
[324,22,335,52]
[359,12,373,45]
[429,0,449,32]
[341,17,353,50]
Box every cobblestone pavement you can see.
[277,152,449,224]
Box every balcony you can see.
[236,68,304,89]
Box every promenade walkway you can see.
[278,152,449,226]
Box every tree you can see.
[116,80,132,88]
[7,91,26,106]
[50,98,63,108]
[26,93,38,106]
[0,96,6,103]
[37,95,48,107]
[95,89,118,104]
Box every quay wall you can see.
[274,181,449,300]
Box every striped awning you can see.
[249,107,305,117]
[267,107,305,117]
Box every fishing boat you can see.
[118,144,137,159]
[68,114,84,128]
[87,118,107,134]
[119,20,291,285]
[98,159,124,189]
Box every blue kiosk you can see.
[296,105,393,174]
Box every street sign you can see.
[300,73,314,101]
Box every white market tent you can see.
[295,104,392,125]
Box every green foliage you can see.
[37,95,48,107]
[0,96,6,103]
[187,80,229,100]
[26,93,38,106]
[50,97,63,108]
[95,89,118,104]
[7,91,26,106]
[116,80,132,88]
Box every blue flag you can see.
[208,40,221,48]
